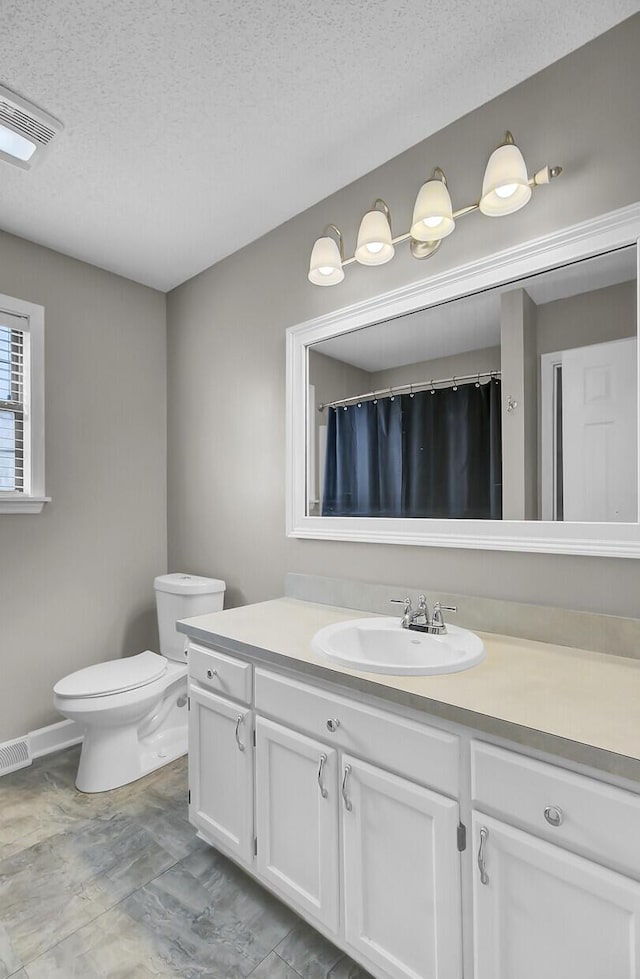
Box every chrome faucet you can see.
[390,596,457,634]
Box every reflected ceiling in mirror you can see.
[307,246,637,524]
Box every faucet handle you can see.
[390,597,412,613]
[434,602,457,613]
[416,594,428,611]
[432,601,457,630]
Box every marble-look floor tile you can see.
[24,905,176,979]
[0,922,22,979]
[326,957,372,979]
[275,921,343,979]
[0,747,121,860]
[121,855,297,978]
[250,951,303,978]
[0,813,177,963]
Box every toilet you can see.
[53,573,225,793]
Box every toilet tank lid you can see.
[154,573,226,596]
[54,651,167,698]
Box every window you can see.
[0,294,47,513]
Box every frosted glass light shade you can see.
[308,236,344,286]
[355,210,394,266]
[410,178,455,241]
[479,141,532,216]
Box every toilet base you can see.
[76,718,188,793]
[72,679,188,793]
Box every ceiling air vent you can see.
[0,83,63,171]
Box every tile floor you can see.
[0,747,371,979]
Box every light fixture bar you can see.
[338,165,561,268]
[308,131,563,284]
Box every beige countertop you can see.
[178,597,640,779]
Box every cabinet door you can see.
[188,685,253,864]
[341,754,462,979]
[255,717,339,932]
[473,813,640,979]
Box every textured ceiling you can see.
[1,1,638,291]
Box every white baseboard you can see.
[28,719,83,759]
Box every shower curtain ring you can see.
[452,376,458,391]
[430,379,436,395]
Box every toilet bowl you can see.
[53,573,225,792]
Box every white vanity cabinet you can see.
[187,637,640,979]
[471,742,640,979]
[254,667,463,979]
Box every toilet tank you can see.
[154,573,226,662]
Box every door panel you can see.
[562,336,637,521]
[255,717,339,932]
[342,755,462,979]
[473,813,640,979]
[188,685,253,864]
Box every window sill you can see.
[0,496,51,514]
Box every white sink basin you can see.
[312,617,486,676]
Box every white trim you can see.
[0,495,50,513]
[286,202,640,558]
[28,718,83,759]
[0,291,48,513]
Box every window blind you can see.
[0,312,26,493]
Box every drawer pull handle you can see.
[206,669,217,679]
[544,805,564,827]
[342,764,353,812]
[317,753,328,799]
[478,826,489,885]
[326,718,340,733]
[235,715,246,752]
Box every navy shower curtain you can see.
[322,380,502,519]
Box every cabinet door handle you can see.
[342,764,353,812]
[477,826,489,885]
[317,753,328,799]
[206,668,217,679]
[235,714,246,752]
[326,718,340,733]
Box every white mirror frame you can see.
[286,203,640,558]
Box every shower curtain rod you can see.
[318,369,502,411]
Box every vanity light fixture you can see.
[410,167,455,242]
[355,199,395,266]
[308,130,563,285]
[479,131,532,216]
[308,224,345,286]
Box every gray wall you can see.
[369,348,501,392]
[0,231,167,741]
[167,16,640,618]
[537,280,636,355]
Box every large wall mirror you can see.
[287,205,640,556]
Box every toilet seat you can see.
[53,650,167,699]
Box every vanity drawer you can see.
[255,668,459,797]
[472,741,640,877]
[189,641,252,705]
